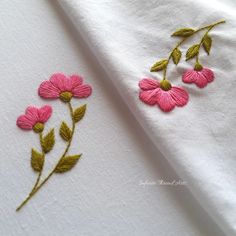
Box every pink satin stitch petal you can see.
[202,68,214,82]
[16,115,35,130]
[156,91,176,112]
[70,75,83,89]
[182,70,197,83]
[38,81,60,98]
[38,105,52,123]
[50,73,72,92]
[25,106,39,123]
[139,88,160,105]
[139,78,159,90]
[72,84,92,98]
[195,73,208,88]
[169,87,189,107]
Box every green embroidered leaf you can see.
[73,104,86,123]
[171,28,195,37]
[55,154,82,173]
[60,122,72,142]
[41,129,55,153]
[172,48,182,65]
[31,149,44,172]
[186,44,200,60]
[150,59,168,72]
[203,35,212,55]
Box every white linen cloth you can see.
[2,1,225,235]
[58,0,236,235]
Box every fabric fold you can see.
[58,0,236,235]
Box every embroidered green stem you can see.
[16,102,75,211]
[162,20,225,80]
[16,133,45,211]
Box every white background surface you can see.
[0,1,225,235]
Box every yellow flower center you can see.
[59,91,73,103]
[160,79,172,91]
[33,122,44,133]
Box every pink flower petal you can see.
[72,84,92,98]
[16,106,40,130]
[38,105,52,123]
[70,75,83,89]
[38,81,60,98]
[195,73,208,88]
[169,87,189,107]
[17,115,34,130]
[139,78,159,90]
[50,73,72,91]
[201,68,214,82]
[156,91,175,112]
[25,106,39,124]
[139,88,160,105]
[182,70,197,83]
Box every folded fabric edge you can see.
[57,1,231,235]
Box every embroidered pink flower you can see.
[182,66,214,88]
[139,78,189,112]
[17,105,52,133]
[38,73,92,102]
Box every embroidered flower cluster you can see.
[16,73,92,211]
[139,20,225,112]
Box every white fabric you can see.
[0,0,225,235]
[58,0,236,235]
